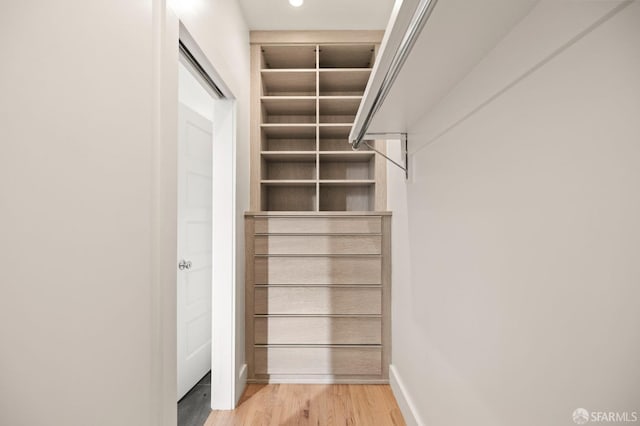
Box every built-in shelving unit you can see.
[247,31,390,385]
[251,36,387,212]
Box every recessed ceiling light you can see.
[289,0,303,7]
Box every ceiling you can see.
[238,0,395,30]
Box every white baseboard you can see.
[389,364,424,426]
[235,363,248,406]
[238,363,247,382]
[247,377,389,384]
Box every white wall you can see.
[0,0,249,424]
[0,1,162,425]
[388,1,640,425]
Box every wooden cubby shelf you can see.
[261,97,316,124]
[318,44,376,68]
[262,70,316,96]
[319,151,375,160]
[319,69,372,96]
[251,37,386,212]
[319,180,376,185]
[261,45,317,69]
[261,180,317,185]
[261,124,316,134]
[261,151,317,161]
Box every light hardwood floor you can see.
[205,384,406,426]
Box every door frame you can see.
[179,23,239,411]
[151,8,240,422]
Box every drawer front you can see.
[254,316,381,345]
[255,235,381,255]
[255,287,381,315]
[254,216,381,234]
[254,256,381,284]
[254,346,382,376]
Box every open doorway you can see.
[175,23,239,423]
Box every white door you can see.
[177,103,213,400]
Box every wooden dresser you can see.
[245,212,391,383]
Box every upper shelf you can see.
[350,0,539,143]
[262,44,379,70]
[319,45,376,68]
[262,45,316,69]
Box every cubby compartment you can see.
[262,70,316,96]
[319,69,371,96]
[261,125,316,151]
[262,45,316,69]
[261,152,317,161]
[319,139,353,151]
[319,97,361,124]
[320,140,372,151]
[262,159,316,180]
[319,44,376,68]
[262,183,316,211]
[319,139,348,151]
[319,183,375,211]
[319,154,374,180]
[318,124,368,151]
[319,124,351,138]
[262,137,316,151]
[262,97,316,124]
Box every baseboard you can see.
[389,365,424,426]
[238,363,248,383]
[247,377,389,384]
[235,363,248,406]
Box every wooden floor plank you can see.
[205,384,405,426]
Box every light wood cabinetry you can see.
[246,31,390,384]
[245,212,391,383]
[254,347,382,376]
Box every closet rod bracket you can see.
[355,132,408,180]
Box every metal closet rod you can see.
[351,0,438,149]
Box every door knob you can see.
[178,259,192,270]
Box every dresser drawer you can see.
[254,346,382,376]
[254,316,381,345]
[255,286,381,315]
[255,234,381,255]
[254,216,381,234]
[254,256,381,285]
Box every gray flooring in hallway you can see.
[178,372,212,426]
